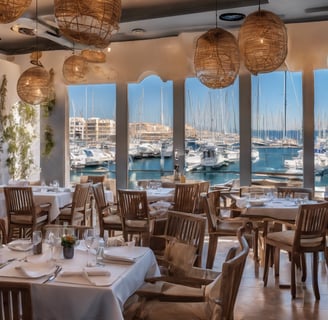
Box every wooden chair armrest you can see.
[59,203,72,210]
[145,274,215,287]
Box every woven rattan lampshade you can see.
[0,0,31,23]
[17,66,50,105]
[54,0,121,48]
[62,55,88,83]
[238,10,288,75]
[194,27,240,89]
[81,49,106,63]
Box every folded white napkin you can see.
[102,246,147,264]
[236,197,248,208]
[7,239,33,252]
[15,262,57,278]
[60,267,111,286]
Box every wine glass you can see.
[45,229,61,261]
[84,228,96,266]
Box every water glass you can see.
[84,228,97,266]
[32,230,42,255]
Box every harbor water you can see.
[70,147,328,188]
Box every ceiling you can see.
[1,0,328,55]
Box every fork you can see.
[42,265,62,284]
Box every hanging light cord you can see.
[35,0,40,66]
[215,0,218,28]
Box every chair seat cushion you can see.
[267,230,323,248]
[138,281,204,298]
[11,213,48,224]
[59,210,84,222]
[103,214,121,225]
[125,219,148,228]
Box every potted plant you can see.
[61,234,76,259]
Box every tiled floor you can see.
[207,237,328,320]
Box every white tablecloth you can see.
[146,187,175,203]
[0,244,159,320]
[0,189,113,223]
[241,199,317,221]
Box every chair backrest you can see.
[86,175,106,184]
[0,281,33,320]
[202,190,221,233]
[277,187,313,200]
[195,181,210,214]
[205,229,249,320]
[164,210,206,267]
[117,189,150,221]
[71,183,91,216]
[4,187,35,217]
[172,183,199,213]
[0,218,7,244]
[92,182,111,231]
[293,201,328,251]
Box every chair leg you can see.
[291,254,296,299]
[301,253,307,282]
[206,234,219,269]
[274,247,280,277]
[312,252,320,300]
[263,244,271,286]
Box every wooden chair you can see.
[263,201,328,299]
[0,218,7,244]
[202,190,252,269]
[194,180,210,214]
[125,228,249,320]
[172,183,199,214]
[150,210,206,268]
[4,187,50,242]
[277,186,313,200]
[0,281,33,320]
[92,182,122,237]
[117,189,151,246]
[57,183,91,225]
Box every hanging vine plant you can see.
[40,68,55,157]
[0,71,56,179]
[0,74,36,180]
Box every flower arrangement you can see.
[61,234,76,248]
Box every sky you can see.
[68,70,328,133]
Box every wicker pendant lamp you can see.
[194,28,240,89]
[238,5,288,75]
[17,66,50,105]
[194,0,240,89]
[0,0,31,23]
[54,0,121,48]
[16,0,50,105]
[62,54,88,83]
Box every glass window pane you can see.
[68,84,116,185]
[251,71,303,185]
[185,77,240,186]
[128,75,173,188]
[314,69,328,191]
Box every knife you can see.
[42,265,62,284]
[0,258,16,269]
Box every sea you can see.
[70,146,328,189]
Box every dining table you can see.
[237,197,318,222]
[0,240,160,320]
[0,186,114,224]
